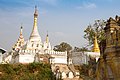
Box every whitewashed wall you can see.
[72,52,89,65]
[19,54,35,63]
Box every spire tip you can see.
[34,5,38,17]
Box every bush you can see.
[0,63,55,80]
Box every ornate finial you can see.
[46,31,49,43]
[115,15,120,21]
[33,5,38,27]
[20,24,23,36]
[34,5,38,17]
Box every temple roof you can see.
[0,47,6,54]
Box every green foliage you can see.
[84,20,106,46]
[53,42,72,52]
[0,63,55,80]
[79,59,97,80]
[73,47,90,52]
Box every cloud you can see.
[76,2,97,9]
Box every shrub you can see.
[0,63,55,80]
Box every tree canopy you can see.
[84,20,106,46]
[53,42,72,52]
[73,47,89,52]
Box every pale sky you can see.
[0,0,120,51]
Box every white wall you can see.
[72,52,89,65]
[51,57,67,64]
[19,54,35,63]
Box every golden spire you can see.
[29,6,41,42]
[93,35,100,52]
[34,5,38,27]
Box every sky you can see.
[0,0,120,51]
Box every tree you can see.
[53,42,72,52]
[84,20,106,46]
[0,63,54,80]
[73,47,89,52]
